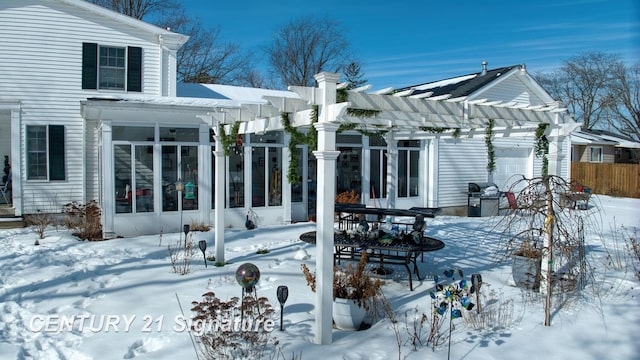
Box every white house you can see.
[0,0,578,239]
[0,0,186,226]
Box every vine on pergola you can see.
[485,119,496,172]
[218,121,241,156]
[535,123,550,176]
[282,109,317,184]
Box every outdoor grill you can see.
[467,182,500,217]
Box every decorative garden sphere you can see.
[235,263,260,290]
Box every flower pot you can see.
[512,254,541,290]
[333,297,366,331]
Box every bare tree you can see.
[266,15,352,87]
[90,0,178,21]
[604,62,640,141]
[90,0,252,85]
[535,52,623,130]
[162,11,251,84]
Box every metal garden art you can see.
[235,263,261,324]
[430,269,477,360]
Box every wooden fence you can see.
[571,162,640,198]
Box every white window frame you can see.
[590,146,603,163]
[98,45,126,90]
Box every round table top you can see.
[299,231,445,252]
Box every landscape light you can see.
[198,240,207,267]
[276,285,289,331]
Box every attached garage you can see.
[493,147,532,192]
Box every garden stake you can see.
[471,273,482,314]
[198,240,207,267]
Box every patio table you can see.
[299,230,445,291]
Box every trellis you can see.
[201,72,578,345]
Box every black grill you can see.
[467,182,500,217]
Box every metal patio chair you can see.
[1,170,11,204]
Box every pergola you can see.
[200,72,578,345]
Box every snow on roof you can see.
[410,74,477,91]
[177,83,300,104]
[86,93,242,108]
[596,133,640,149]
[571,131,640,148]
[86,84,300,109]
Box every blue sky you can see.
[184,0,639,89]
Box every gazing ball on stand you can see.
[235,263,261,291]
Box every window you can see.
[114,143,154,214]
[291,147,304,203]
[82,43,142,92]
[398,140,420,198]
[99,46,125,89]
[251,132,283,207]
[369,135,387,199]
[590,146,603,163]
[26,125,65,180]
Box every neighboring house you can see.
[393,62,572,197]
[571,129,640,163]
[1,1,577,237]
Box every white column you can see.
[312,126,340,345]
[312,71,341,345]
[198,124,212,224]
[101,121,114,235]
[213,134,226,265]
[385,131,398,209]
[282,133,292,224]
[9,105,21,215]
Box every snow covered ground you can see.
[0,195,638,359]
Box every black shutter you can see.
[127,46,142,92]
[49,125,65,180]
[82,43,98,90]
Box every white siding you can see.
[436,138,488,207]
[0,0,166,214]
[477,75,548,106]
[435,136,550,208]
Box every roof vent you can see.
[480,61,488,76]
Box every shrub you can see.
[190,291,276,360]
[189,219,211,232]
[24,210,52,240]
[168,235,195,275]
[62,201,103,241]
[301,253,383,310]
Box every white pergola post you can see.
[313,72,341,345]
[385,130,398,209]
[213,131,226,265]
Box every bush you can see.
[189,219,211,232]
[24,210,52,240]
[190,291,276,360]
[168,236,195,275]
[62,201,103,241]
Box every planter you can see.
[333,297,366,331]
[512,254,541,290]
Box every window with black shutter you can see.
[26,125,65,181]
[82,42,142,92]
